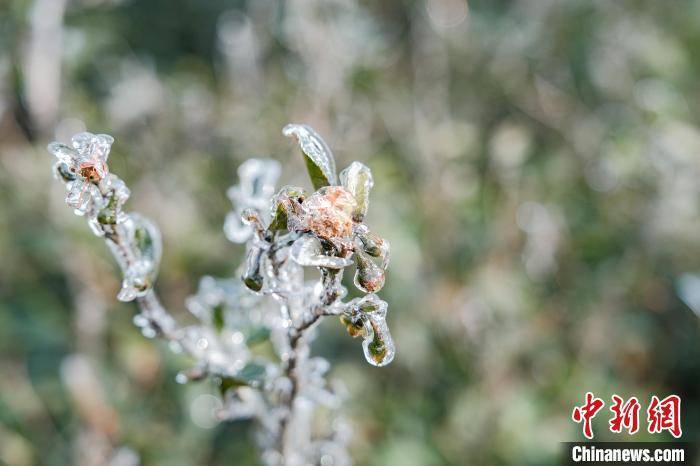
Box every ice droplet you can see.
[361,312,395,367]
[353,249,385,293]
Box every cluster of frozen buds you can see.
[47,124,394,465]
[235,124,394,366]
[48,133,160,302]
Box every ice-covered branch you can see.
[48,124,394,465]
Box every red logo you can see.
[572,393,682,439]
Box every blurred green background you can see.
[2,0,700,464]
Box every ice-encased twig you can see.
[48,126,394,466]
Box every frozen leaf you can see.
[47,142,77,166]
[340,162,373,221]
[225,158,280,243]
[291,235,352,269]
[283,124,337,190]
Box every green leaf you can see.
[303,155,332,191]
[283,124,337,190]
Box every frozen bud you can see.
[118,260,155,301]
[302,186,356,240]
[275,186,306,202]
[340,315,366,338]
[242,246,264,292]
[339,162,373,221]
[363,327,395,367]
[353,249,385,293]
[240,208,259,224]
[354,227,390,269]
[53,162,76,182]
[97,176,130,225]
[111,214,162,302]
[269,186,306,231]
[240,208,265,237]
[48,132,117,219]
[362,312,394,367]
[48,132,113,182]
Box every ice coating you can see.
[290,235,353,269]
